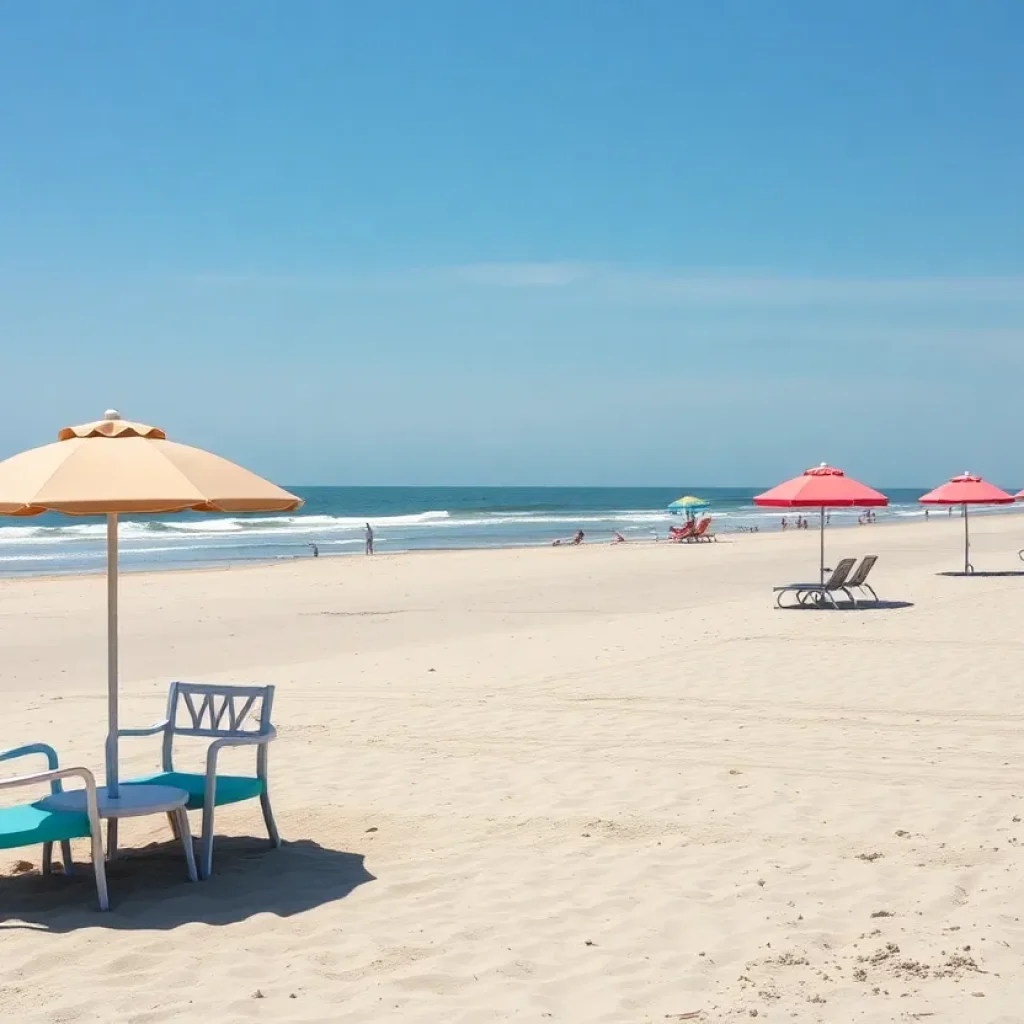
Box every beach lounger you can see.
[0,743,108,910]
[689,517,716,542]
[845,555,879,604]
[773,557,857,609]
[119,682,280,879]
[668,523,696,542]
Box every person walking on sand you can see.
[365,522,374,555]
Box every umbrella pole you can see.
[820,507,825,585]
[105,513,119,798]
[964,503,971,574]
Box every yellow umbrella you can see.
[0,410,301,800]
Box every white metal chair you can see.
[0,743,109,910]
[119,682,279,879]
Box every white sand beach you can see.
[2,513,1024,1023]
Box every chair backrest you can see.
[166,682,275,739]
[847,555,878,587]
[825,557,857,589]
[163,682,275,772]
[694,517,711,534]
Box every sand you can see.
[2,512,1024,1023]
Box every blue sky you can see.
[2,1,1023,487]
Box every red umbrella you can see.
[755,464,888,584]
[919,473,1014,574]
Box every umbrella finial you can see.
[104,409,122,421]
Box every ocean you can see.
[0,486,1018,577]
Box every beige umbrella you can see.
[0,410,302,799]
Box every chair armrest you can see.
[204,727,277,779]
[118,719,170,738]
[0,766,103,827]
[0,743,62,794]
[0,743,59,770]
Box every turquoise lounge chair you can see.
[0,743,109,910]
[119,682,279,879]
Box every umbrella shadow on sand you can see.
[0,837,374,931]
[937,570,1024,578]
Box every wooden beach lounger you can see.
[773,557,857,609]
[845,555,879,604]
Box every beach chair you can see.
[0,744,108,910]
[669,522,696,542]
[845,555,879,604]
[119,682,280,879]
[773,557,857,609]
[689,517,716,542]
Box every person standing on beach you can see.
[365,522,374,555]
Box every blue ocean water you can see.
[0,485,1017,576]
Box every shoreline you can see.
[2,489,1020,583]
[0,508,1016,586]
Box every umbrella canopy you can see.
[755,464,888,586]
[919,473,1013,507]
[919,473,1013,573]
[667,495,710,516]
[754,464,888,508]
[0,410,302,799]
[0,413,298,516]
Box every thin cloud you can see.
[181,263,1024,305]
[450,264,1024,304]
[445,262,593,288]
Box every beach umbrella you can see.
[0,410,302,801]
[919,473,1013,574]
[754,464,888,584]
[668,495,710,520]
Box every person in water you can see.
[612,531,626,544]
[309,542,319,558]
[365,522,374,555]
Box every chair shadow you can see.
[937,570,1024,578]
[780,599,914,612]
[0,836,374,931]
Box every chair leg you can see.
[174,808,198,882]
[42,842,53,875]
[167,811,181,840]
[200,806,216,880]
[60,840,74,876]
[260,790,281,848]
[106,819,118,861]
[90,827,110,911]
